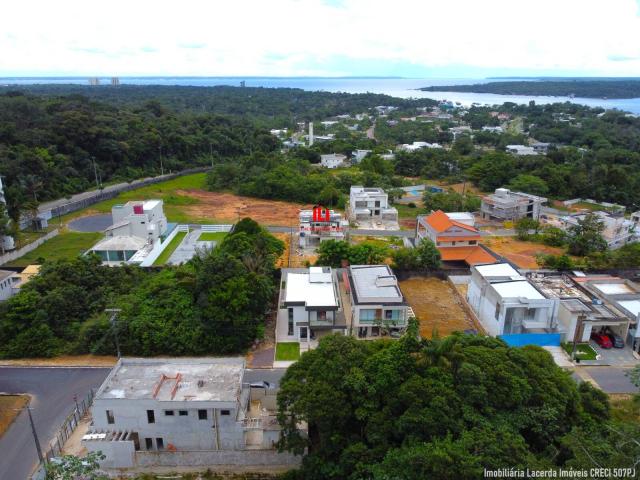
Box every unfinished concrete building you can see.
[348,186,398,229]
[480,188,546,222]
[298,205,347,248]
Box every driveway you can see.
[589,341,639,366]
[0,367,110,480]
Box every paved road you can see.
[582,367,639,394]
[0,367,111,480]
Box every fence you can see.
[30,389,95,479]
[201,224,233,233]
[38,167,210,220]
[0,229,59,266]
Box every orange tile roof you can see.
[438,236,482,242]
[438,246,497,266]
[424,210,478,234]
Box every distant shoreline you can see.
[419,80,640,99]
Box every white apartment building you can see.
[277,267,346,345]
[481,188,547,221]
[320,153,346,169]
[349,186,398,224]
[298,206,347,248]
[467,263,558,337]
[348,265,410,339]
[560,211,637,249]
[83,358,294,470]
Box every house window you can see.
[106,410,115,425]
[288,308,294,336]
[494,304,501,321]
[360,309,376,322]
[318,311,327,321]
[147,410,155,424]
[198,409,208,420]
[179,410,188,416]
[145,438,153,450]
[156,438,164,450]
[221,410,230,416]
[164,410,174,416]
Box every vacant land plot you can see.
[274,232,317,268]
[4,231,102,267]
[0,395,29,437]
[176,190,311,226]
[482,236,565,269]
[400,277,475,338]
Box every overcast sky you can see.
[1,0,640,77]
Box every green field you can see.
[275,342,300,361]
[153,231,187,266]
[60,173,211,224]
[197,232,228,242]
[4,232,103,267]
[394,203,421,219]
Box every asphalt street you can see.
[582,367,639,394]
[0,367,111,480]
[0,366,285,480]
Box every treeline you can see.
[420,79,640,99]
[278,333,631,479]
[206,153,405,208]
[0,218,283,358]
[0,84,438,126]
[0,92,278,219]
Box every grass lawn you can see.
[153,231,187,266]
[395,203,421,219]
[60,173,209,224]
[275,342,300,361]
[4,231,103,267]
[198,232,228,242]
[0,395,29,437]
[561,342,598,360]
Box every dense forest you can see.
[420,79,640,98]
[277,332,638,480]
[0,91,278,220]
[0,218,283,358]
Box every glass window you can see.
[360,309,376,322]
[198,409,208,420]
[164,410,174,416]
[179,410,188,416]
[147,410,155,424]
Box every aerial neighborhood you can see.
[2,82,640,479]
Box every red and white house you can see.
[299,205,348,248]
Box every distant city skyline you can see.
[1,0,640,78]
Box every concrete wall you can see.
[0,229,59,266]
[86,439,136,468]
[133,449,301,468]
[138,225,188,267]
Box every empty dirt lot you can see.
[274,233,318,268]
[400,277,476,338]
[483,236,565,269]
[176,190,315,226]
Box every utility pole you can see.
[92,157,100,189]
[26,407,45,464]
[106,308,122,358]
[158,145,164,176]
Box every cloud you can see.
[0,0,640,76]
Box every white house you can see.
[481,126,503,133]
[348,186,398,225]
[347,265,410,339]
[83,358,296,470]
[560,211,637,249]
[466,263,558,337]
[505,145,537,156]
[351,150,371,164]
[0,270,16,302]
[399,141,443,152]
[277,267,346,345]
[90,200,168,265]
[320,153,346,169]
[481,188,547,221]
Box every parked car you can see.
[606,331,625,348]
[591,332,613,349]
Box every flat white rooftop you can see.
[350,265,403,303]
[285,268,337,308]
[475,263,522,279]
[96,358,245,402]
[492,280,545,300]
[619,300,640,318]
[593,283,634,295]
